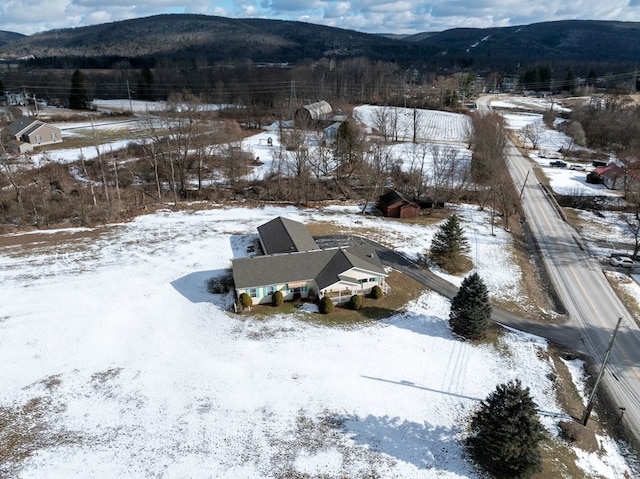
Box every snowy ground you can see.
[497,99,620,198]
[3,98,639,476]
[20,99,613,201]
[1,204,637,478]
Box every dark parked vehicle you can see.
[550,160,567,168]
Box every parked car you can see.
[569,164,586,171]
[550,160,567,168]
[610,255,636,267]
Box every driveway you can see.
[315,234,579,348]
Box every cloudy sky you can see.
[1,0,638,36]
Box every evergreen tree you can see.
[69,69,89,110]
[318,296,334,314]
[137,67,155,101]
[449,272,490,340]
[429,214,471,273]
[467,379,545,479]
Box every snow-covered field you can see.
[3,97,639,476]
[20,98,614,201]
[354,105,470,144]
[498,101,620,198]
[1,204,636,478]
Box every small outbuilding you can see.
[378,190,420,219]
[295,100,332,125]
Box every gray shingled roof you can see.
[4,118,40,138]
[379,189,418,207]
[232,246,384,290]
[3,118,61,140]
[257,217,319,255]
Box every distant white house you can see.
[1,118,63,153]
[232,217,387,304]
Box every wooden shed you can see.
[378,190,420,219]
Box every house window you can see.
[292,286,307,293]
[370,277,378,282]
[35,134,42,141]
[266,285,276,295]
[248,288,258,298]
[51,133,57,140]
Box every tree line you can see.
[1,86,522,231]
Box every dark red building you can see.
[378,190,420,219]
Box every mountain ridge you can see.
[1,15,639,69]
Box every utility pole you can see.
[581,316,623,426]
[127,80,133,114]
[519,170,530,199]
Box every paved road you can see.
[506,138,640,440]
[474,94,640,443]
[464,96,640,445]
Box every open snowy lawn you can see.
[1,205,634,478]
[353,105,470,144]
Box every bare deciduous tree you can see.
[429,145,467,209]
[371,107,391,143]
[468,112,518,229]
[520,121,545,149]
[412,108,427,143]
[360,141,395,213]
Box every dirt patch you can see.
[496,216,559,320]
[0,378,82,479]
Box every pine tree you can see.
[449,272,490,340]
[137,67,155,101]
[429,214,471,273]
[69,69,89,110]
[467,379,545,479]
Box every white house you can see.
[232,217,387,305]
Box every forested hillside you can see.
[1,15,640,71]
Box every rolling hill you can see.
[0,15,639,69]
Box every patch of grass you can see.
[432,254,473,276]
[0,385,81,478]
[536,437,588,479]
[267,409,394,478]
[533,165,551,188]
[605,272,640,327]
[482,322,508,351]
[497,216,557,320]
[244,302,302,318]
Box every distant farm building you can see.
[1,118,63,153]
[295,101,332,125]
[323,121,342,142]
[378,190,420,219]
[594,158,640,190]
